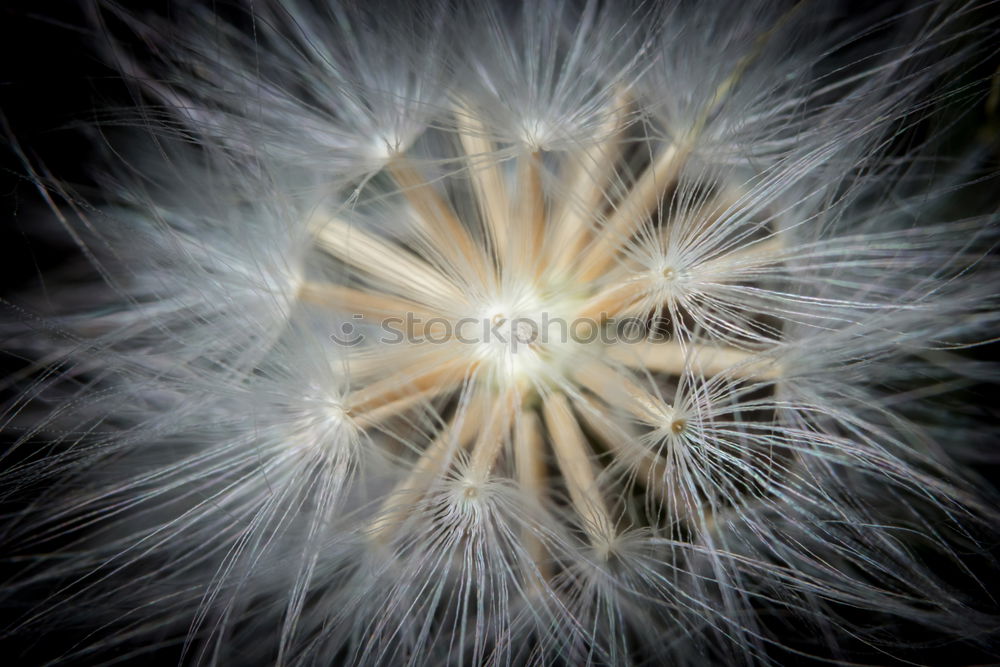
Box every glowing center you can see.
[466,294,580,384]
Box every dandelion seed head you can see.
[3,1,999,665]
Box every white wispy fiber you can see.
[2,0,999,664]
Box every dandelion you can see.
[2,0,999,665]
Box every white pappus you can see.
[2,0,999,665]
